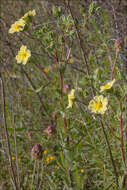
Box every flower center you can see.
[105,84,110,89]
[95,101,103,110]
[21,52,27,59]
[14,24,20,31]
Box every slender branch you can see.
[100,120,119,189]
[66,0,95,96]
[66,0,90,76]
[68,169,73,188]
[120,112,125,165]
[0,73,19,190]
[21,66,51,119]
[111,56,118,79]
[13,113,21,189]
[31,160,37,190]
[122,171,127,188]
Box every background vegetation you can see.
[0,0,127,189]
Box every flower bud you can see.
[28,131,33,139]
[31,144,43,160]
[64,84,71,94]
[53,112,57,121]
[114,38,124,56]
[114,38,123,50]
[44,125,56,136]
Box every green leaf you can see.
[35,85,43,93]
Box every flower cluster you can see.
[9,9,36,34]
[9,10,36,65]
[88,79,115,114]
[22,10,36,20]
[46,155,56,164]
[43,67,51,73]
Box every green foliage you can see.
[0,0,127,190]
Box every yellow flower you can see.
[12,156,15,161]
[100,79,115,93]
[68,58,74,64]
[67,89,75,108]
[46,156,50,163]
[16,45,31,65]
[43,67,51,73]
[80,169,85,173]
[22,10,36,20]
[88,95,108,114]
[18,158,21,163]
[46,155,56,163]
[9,19,25,34]
[50,156,56,160]
[53,64,59,70]
[43,150,47,155]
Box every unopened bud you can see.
[44,125,56,136]
[114,38,124,56]
[64,84,71,94]
[31,144,43,160]
[28,131,33,139]
[114,38,123,49]
[53,112,57,121]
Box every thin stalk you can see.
[0,73,19,190]
[21,66,51,119]
[36,161,40,190]
[31,160,37,190]
[120,112,125,165]
[55,49,64,97]
[122,171,127,188]
[68,169,73,188]
[111,56,118,79]
[66,0,95,96]
[100,120,119,189]
[13,114,21,189]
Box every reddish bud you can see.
[28,131,33,139]
[31,144,43,160]
[53,112,57,121]
[44,125,56,136]
[64,84,71,94]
